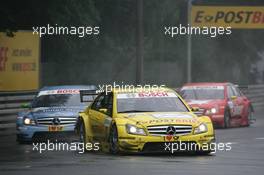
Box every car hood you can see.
[186,99,225,109]
[29,107,83,119]
[120,112,201,127]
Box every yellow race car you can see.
[75,87,215,154]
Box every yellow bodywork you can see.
[79,87,215,153]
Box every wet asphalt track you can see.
[0,109,263,175]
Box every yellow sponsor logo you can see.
[138,119,200,125]
[191,6,264,28]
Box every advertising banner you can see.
[0,31,40,91]
[191,6,264,28]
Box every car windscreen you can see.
[117,92,189,113]
[180,87,225,100]
[31,94,88,108]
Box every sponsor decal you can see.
[227,101,234,109]
[128,113,199,125]
[191,6,264,29]
[117,92,177,99]
[164,135,179,142]
[182,86,224,90]
[32,107,78,113]
[38,89,80,96]
[233,105,244,116]
[151,113,194,119]
[48,125,63,132]
[127,113,147,118]
[188,100,212,105]
[138,118,199,125]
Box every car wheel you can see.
[78,120,87,152]
[246,107,254,126]
[224,109,230,128]
[109,124,119,154]
[79,120,86,143]
[196,150,212,155]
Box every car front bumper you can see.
[117,128,215,153]
[16,125,76,142]
[209,114,225,127]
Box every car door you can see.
[226,85,239,118]
[89,93,106,141]
[231,85,246,118]
[100,93,113,142]
[89,92,113,142]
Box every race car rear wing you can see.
[80,90,99,103]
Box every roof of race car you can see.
[40,85,97,91]
[183,82,231,87]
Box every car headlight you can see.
[23,117,35,125]
[211,108,217,113]
[205,107,218,115]
[194,123,208,134]
[126,124,146,135]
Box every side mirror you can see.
[99,108,108,114]
[231,96,237,100]
[21,103,31,108]
[80,90,98,102]
[191,107,199,112]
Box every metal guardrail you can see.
[0,91,36,136]
[240,84,264,109]
[0,84,263,137]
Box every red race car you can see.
[180,82,253,128]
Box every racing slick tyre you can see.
[78,119,87,151]
[224,109,231,128]
[246,107,254,127]
[109,124,120,154]
[196,150,212,155]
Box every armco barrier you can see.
[240,84,264,109]
[0,91,36,136]
[0,84,263,137]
